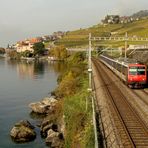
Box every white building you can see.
[16,42,34,53]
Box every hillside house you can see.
[16,37,42,53]
[16,42,34,53]
[102,15,120,24]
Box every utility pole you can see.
[124,32,128,60]
[88,34,98,147]
[88,33,92,91]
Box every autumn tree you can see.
[56,71,78,97]
[49,45,68,60]
[8,50,21,60]
[0,48,5,54]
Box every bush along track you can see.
[53,52,95,148]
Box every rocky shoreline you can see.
[10,96,64,147]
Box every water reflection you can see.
[0,59,68,148]
[34,61,45,75]
[17,62,35,79]
[6,60,67,80]
[48,61,68,73]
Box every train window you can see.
[129,67,137,75]
[129,66,145,75]
[137,66,145,75]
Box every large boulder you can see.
[29,96,57,114]
[42,97,57,106]
[40,118,64,147]
[40,120,58,138]
[10,120,36,143]
[29,102,49,114]
[45,129,64,148]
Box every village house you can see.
[102,15,140,25]
[102,15,120,24]
[16,37,42,53]
[15,31,65,53]
[120,16,134,24]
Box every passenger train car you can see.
[100,55,147,88]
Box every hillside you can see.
[55,19,148,48]
[131,10,148,18]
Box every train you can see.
[99,55,147,88]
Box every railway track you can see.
[133,90,148,106]
[143,90,148,96]
[92,58,148,147]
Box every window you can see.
[129,66,145,75]
[137,66,145,75]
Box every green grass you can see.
[52,52,96,148]
[63,77,95,148]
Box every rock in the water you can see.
[18,120,34,129]
[45,129,64,148]
[29,102,49,114]
[10,120,36,143]
[42,96,57,106]
[40,121,58,138]
[29,96,57,114]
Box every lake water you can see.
[0,58,65,148]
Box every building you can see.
[16,41,34,53]
[15,37,42,53]
[102,15,120,24]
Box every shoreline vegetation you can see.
[10,51,95,147]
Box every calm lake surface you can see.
[0,58,66,148]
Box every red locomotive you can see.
[100,55,147,88]
[127,63,147,88]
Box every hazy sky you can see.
[0,0,148,47]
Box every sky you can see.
[0,0,148,47]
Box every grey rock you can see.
[42,97,57,106]
[29,102,49,114]
[29,96,57,114]
[10,120,36,143]
[45,129,64,148]
[41,121,58,138]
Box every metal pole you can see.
[125,32,128,60]
[92,95,99,148]
[110,45,112,57]
[88,33,92,91]
[88,34,98,147]
[89,33,91,69]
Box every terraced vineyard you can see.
[55,19,148,48]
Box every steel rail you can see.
[92,58,148,147]
[143,90,148,96]
[133,90,148,106]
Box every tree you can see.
[33,42,45,56]
[22,50,34,57]
[56,71,78,97]
[49,45,68,60]
[8,50,21,60]
[113,15,120,24]
[0,48,5,54]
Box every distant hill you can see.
[54,18,148,48]
[131,10,148,18]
